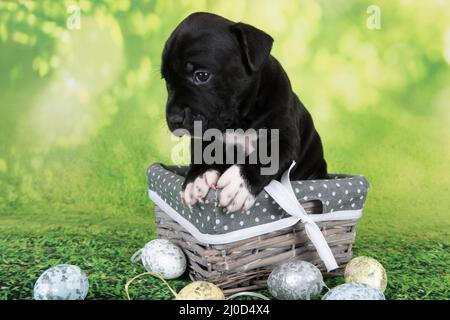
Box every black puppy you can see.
[161,12,327,213]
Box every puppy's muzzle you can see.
[167,105,208,134]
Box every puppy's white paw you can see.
[216,165,256,213]
[181,170,220,207]
[204,170,220,189]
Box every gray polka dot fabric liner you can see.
[147,163,369,244]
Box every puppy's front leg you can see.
[216,136,294,213]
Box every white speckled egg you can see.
[33,264,89,300]
[141,239,186,279]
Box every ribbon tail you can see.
[304,223,339,272]
[265,160,339,272]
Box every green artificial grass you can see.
[0,222,448,300]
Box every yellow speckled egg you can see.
[344,256,387,292]
[176,281,225,300]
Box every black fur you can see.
[161,12,327,196]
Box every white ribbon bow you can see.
[264,161,339,272]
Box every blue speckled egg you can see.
[322,283,386,300]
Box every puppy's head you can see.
[161,12,273,135]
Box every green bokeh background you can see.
[0,0,449,300]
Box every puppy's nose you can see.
[220,111,234,128]
[167,112,184,127]
[167,106,190,130]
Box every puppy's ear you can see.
[230,22,274,72]
[161,27,180,77]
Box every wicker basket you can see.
[155,201,357,295]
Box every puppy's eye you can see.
[193,71,210,83]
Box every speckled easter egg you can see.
[268,259,324,300]
[141,239,186,279]
[176,281,225,300]
[322,283,386,300]
[33,264,89,300]
[344,256,387,292]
